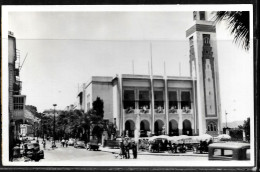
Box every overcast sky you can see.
[7,9,253,123]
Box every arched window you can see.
[208,122,217,131]
[204,37,209,44]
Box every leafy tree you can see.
[213,11,250,51]
[238,117,250,142]
[56,111,70,139]
[91,97,104,123]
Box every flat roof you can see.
[86,74,196,88]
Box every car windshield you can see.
[77,141,84,144]
[26,143,39,149]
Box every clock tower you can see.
[186,11,222,136]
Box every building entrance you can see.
[125,120,135,137]
[169,119,179,136]
[154,120,164,136]
[183,119,192,136]
[140,120,150,137]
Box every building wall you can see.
[84,82,93,112]
[120,76,196,136]
[8,36,16,119]
[92,82,113,121]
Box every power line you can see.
[20,53,28,71]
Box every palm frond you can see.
[213,11,249,51]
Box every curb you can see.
[99,148,208,157]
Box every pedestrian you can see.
[169,141,173,153]
[132,141,137,159]
[61,138,65,147]
[164,139,168,152]
[124,139,130,159]
[119,141,125,159]
[42,140,46,150]
[51,140,55,149]
[65,140,68,147]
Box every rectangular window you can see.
[139,90,150,109]
[169,91,178,111]
[13,96,25,110]
[123,90,135,109]
[154,91,164,113]
[199,11,205,20]
[181,91,191,109]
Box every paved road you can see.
[39,140,208,162]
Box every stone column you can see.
[178,109,183,135]
[165,79,169,135]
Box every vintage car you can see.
[87,139,100,151]
[208,142,250,160]
[68,138,75,146]
[23,143,44,161]
[74,140,86,148]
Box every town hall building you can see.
[77,11,222,138]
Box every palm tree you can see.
[213,11,250,51]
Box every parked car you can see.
[23,143,44,161]
[68,139,75,146]
[177,144,187,153]
[88,139,100,151]
[208,142,250,160]
[74,141,86,148]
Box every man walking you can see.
[132,141,137,159]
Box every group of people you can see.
[119,138,138,159]
[61,139,69,147]
[140,106,149,113]
[148,139,179,153]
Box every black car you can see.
[74,141,86,148]
[87,139,100,151]
[23,143,44,161]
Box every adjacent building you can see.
[77,11,222,138]
[8,31,26,157]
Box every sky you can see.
[7,9,253,123]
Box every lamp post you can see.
[53,104,57,147]
[225,110,228,128]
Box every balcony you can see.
[14,68,19,76]
[154,107,165,114]
[169,108,178,114]
[13,81,22,95]
[182,106,192,114]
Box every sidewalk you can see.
[99,147,208,157]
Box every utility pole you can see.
[53,104,57,147]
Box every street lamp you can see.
[53,104,57,147]
[225,110,228,128]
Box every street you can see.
[39,139,208,162]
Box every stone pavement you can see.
[99,146,208,157]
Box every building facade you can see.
[77,11,222,138]
[8,31,26,158]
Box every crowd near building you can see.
[76,11,222,139]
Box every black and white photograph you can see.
[1,5,255,167]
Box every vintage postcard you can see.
[1,5,255,167]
